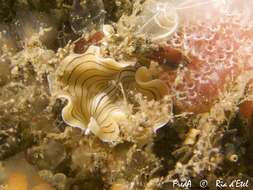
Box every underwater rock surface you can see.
[1,0,253,190]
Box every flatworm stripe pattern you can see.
[58,46,168,142]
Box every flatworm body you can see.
[58,46,168,142]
